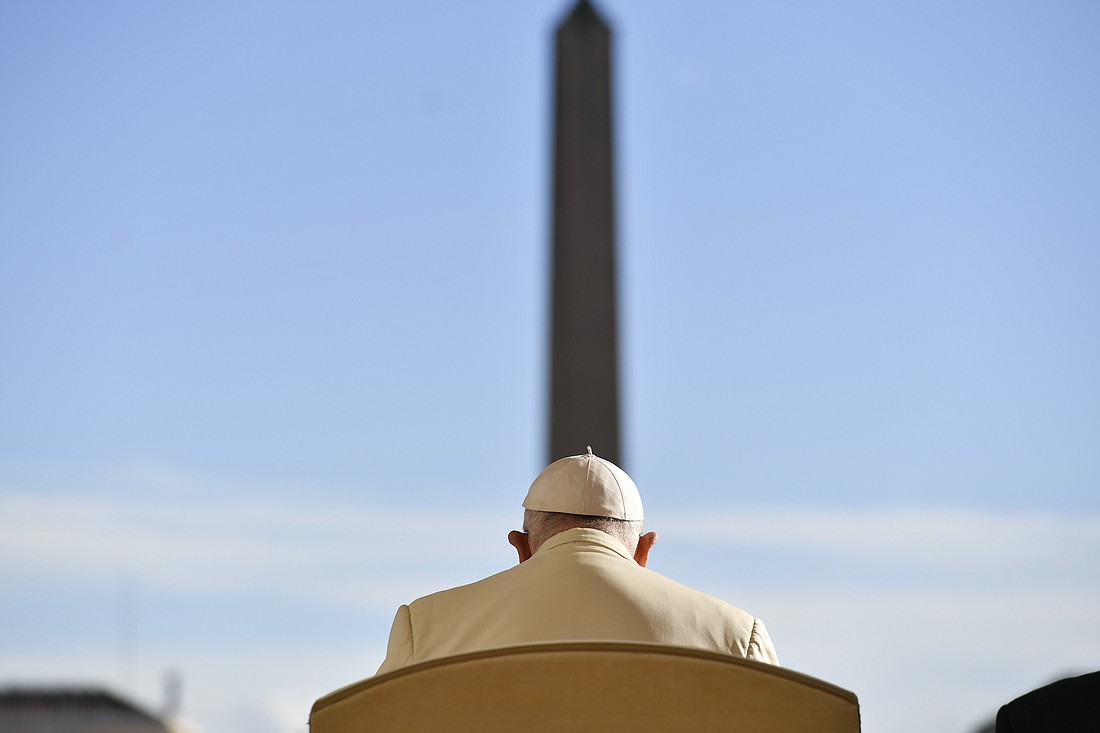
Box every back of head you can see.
[522,447,644,552]
[522,508,641,554]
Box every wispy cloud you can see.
[0,490,514,610]
[660,507,1100,582]
[6,488,1096,596]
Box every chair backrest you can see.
[310,642,860,732]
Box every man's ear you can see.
[508,530,533,564]
[634,531,658,567]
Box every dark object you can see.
[0,687,170,733]
[549,0,621,467]
[996,670,1100,732]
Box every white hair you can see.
[523,509,642,555]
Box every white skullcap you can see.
[522,446,643,521]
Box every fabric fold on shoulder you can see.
[746,617,780,666]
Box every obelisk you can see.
[549,0,620,466]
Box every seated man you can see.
[376,447,779,675]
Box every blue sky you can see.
[2,2,1098,732]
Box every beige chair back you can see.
[311,642,860,732]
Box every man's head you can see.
[507,447,658,567]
